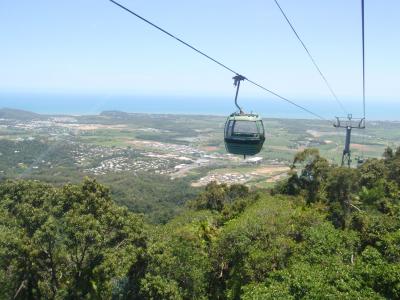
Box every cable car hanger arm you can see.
[233,75,246,114]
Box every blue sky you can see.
[0,0,399,117]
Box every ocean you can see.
[0,92,398,121]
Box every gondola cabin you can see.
[224,113,265,157]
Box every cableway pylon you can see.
[333,114,365,167]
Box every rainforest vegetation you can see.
[1,148,400,299]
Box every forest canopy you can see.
[1,148,400,299]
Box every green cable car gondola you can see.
[224,112,265,156]
[224,75,265,158]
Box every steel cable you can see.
[273,0,347,115]
[109,0,330,122]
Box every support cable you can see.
[361,0,366,119]
[360,0,367,162]
[245,78,326,120]
[273,0,347,115]
[109,0,329,122]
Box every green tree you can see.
[280,149,330,202]
[326,167,360,229]
[142,210,216,300]
[385,146,400,184]
[0,178,147,299]
[359,158,387,189]
[355,246,400,299]
[191,182,250,212]
[212,195,323,299]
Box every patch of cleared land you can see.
[59,123,128,130]
[307,130,341,138]
[192,165,290,187]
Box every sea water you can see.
[0,92,398,121]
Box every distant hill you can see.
[0,108,45,120]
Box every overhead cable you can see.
[273,0,347,115]
[108,0,329,121]
[361,0,366,119]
